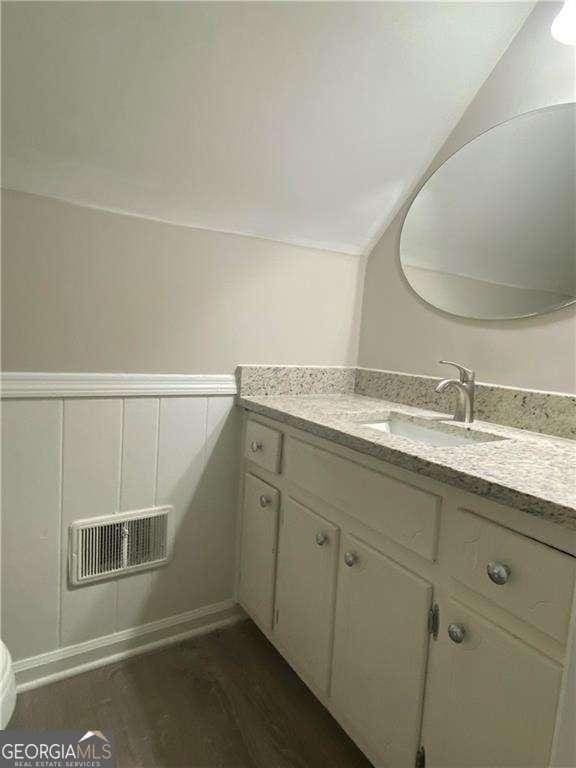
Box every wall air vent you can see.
[68,506,173,586]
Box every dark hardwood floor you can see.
[10,619,372,768]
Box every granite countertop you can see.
[237,393,576,531]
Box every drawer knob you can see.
[448,623,466,644]
[250,440,263,452]
[315,531,329,547]
[344,551,359,567]
[259,495,272,508]
[486,561,511,585]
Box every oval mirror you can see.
[400,103,576,320]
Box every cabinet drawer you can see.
[284,436,441,560]
[443,508,576,643]
[244,420,283,474]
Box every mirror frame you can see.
[398,102,576,321]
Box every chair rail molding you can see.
[0,372,237,399]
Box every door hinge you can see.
[428,603,439,640]
[415,746,426,768]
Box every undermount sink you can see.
[363,416,506,448]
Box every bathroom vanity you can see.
[235,369,576,768]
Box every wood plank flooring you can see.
[10,619,372,768]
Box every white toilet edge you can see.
[0,642,16,729]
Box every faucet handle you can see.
[438,360,475,384]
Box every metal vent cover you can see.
[68,506,173,586]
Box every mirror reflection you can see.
[400,103,576,320]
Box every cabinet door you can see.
[331,535,433,768]
[238,473,280,631]
[275,497,339,694]
[422,599,563,767]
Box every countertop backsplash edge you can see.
[236,365,576,440]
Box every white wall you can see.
[2,190,364,373]
[1,389,239,666]
[358,2,576,393]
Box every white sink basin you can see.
[363,417,505,448]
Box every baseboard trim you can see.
[14,599,244,692]
[1,372,237,398]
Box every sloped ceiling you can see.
[2,1,533,255]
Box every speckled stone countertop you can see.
[237,365,576,440]
[238,393,576,532]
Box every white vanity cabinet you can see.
[421,600,563,768]
[331,535,433,766]
[238,414,576,768]
[274,497,340,694]
[237,473,280,631]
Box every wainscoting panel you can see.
[1,400,63,659]
[1,374,240,686]
[196,397,240,607]
[120,398,160,511]
[147,397,210,620]
[61,399,124,646]
[116,397,160,630]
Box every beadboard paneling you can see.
[1,400,62,659]
[60,399,123,646]
[146,397,210,620]
[117,398,160,630]
[190,397,239,606]
[2,388,239,667]
[119,398,160,511]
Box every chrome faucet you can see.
[435,361,475,423]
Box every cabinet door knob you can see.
[250,440,263,452]
[315,531,329,547]
[344,551,359,567]
[259,495,271,508]
[486,561,511,585]
[448,623,466,644]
